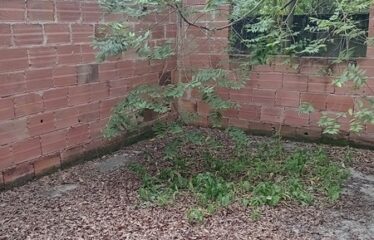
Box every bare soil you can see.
[1,131,373,240]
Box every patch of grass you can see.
[129,126,350,222]
[249,208,262,222]
[187,207,206,223]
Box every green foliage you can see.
[96,0,374,136]
[318,115,341,135]
[93,23,151,62]
[333,63,368,89]
[299,102,315,114]
[187,207,205,223]
[250,182,283,206]
[104,68,240,138]
[127,126,349,222]
[249,208,262,221]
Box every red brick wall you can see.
[178,2,374,145]
[0,0,177,186]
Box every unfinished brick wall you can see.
[178,2,374,145]
[0,0,177,186]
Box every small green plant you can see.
[250,208,262,222]
[250,182,284,206]
[187,207,206,224]
[191,173,234,206]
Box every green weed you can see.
[187,207,205,224]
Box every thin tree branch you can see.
[169,0,265,32]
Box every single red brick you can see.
[308,75,334,93]
[0,0,25,22]
[28,47,57,68]
[326,95,354,112]
[25,68,54,91]
[151,25,165,39]
[186,27,207,38]
[61,145,85,163]
[27,0,54,21]
[222,108,238,118]
[366,124,374,134]
[0,119,28,146]
[252,89,275,105]
[251,72,283,89]
[0,145,13,171]
[68,85,91,106]
[89,119,107,140]
[279,125,297,137]
[27,112,56,136]
[67,124,90,147]
[230,92,251,103]
[13,24,43,46]
[238,104,261,121]
[81,44,96,63]
[34,154,61,175]
[77,102,100,123]
[13,138,42,164]
[309,111,322,127]
[3,162,34,184]
[0,98,14,121]
[99,62,119,81]
[40,129,67,154]
[53,65,77,87]
[248,122,279,134]
[186,54,212,68]
[56,1,81,22]
[43,88,69,110]
[261,106,283,123]
[55,107,79,129]
[14,93,43,117]
[81,2,102,22]
[90,82,109,100]
[300,93,327,110]
[99,98,121,119]
[358,58,374,67]
[282,74,308,91]
[0,49,28,73]
[197,102,210,116]
[296,126,322,140]
[56,45,81,65]
[228,118,249,129]
[133,60,151,75]
[367,46,374,57]
[275,90,300,107]
[71,24,94,43]
[44,24,71,44]
[108,78,128,98]
[85,138,105,152]
[0,24,12,47]
[165,24,177,38]
[178,100,197,113]
[283,108,309,127]
[299,58,328,75]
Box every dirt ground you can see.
[0,133,373,240]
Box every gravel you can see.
[1,129,373,240]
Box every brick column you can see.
[367,7,374,58]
